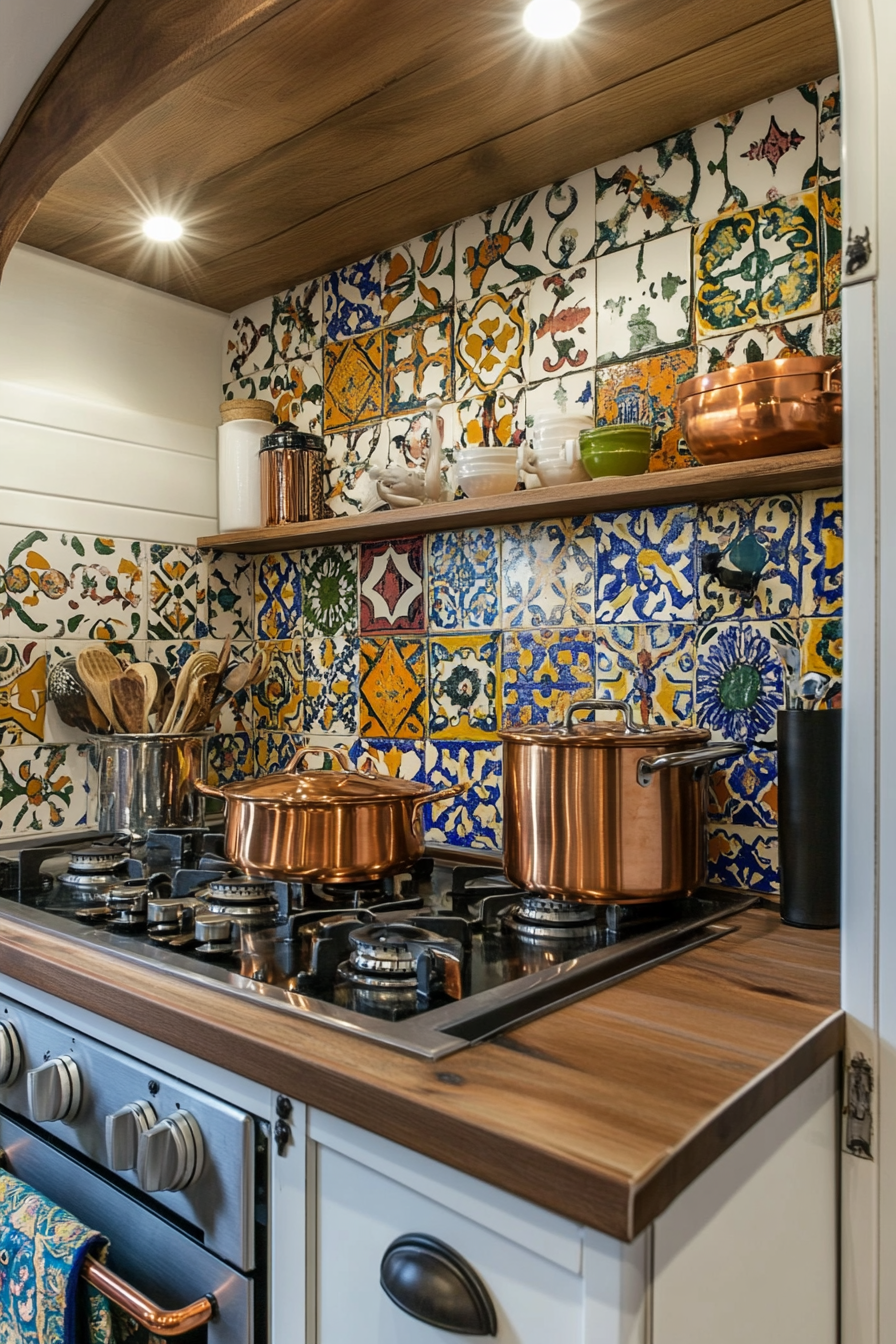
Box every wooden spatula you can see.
[110,673,145,735]
[77,646,125,731]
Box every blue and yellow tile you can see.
[707,747,778,828]
[816,74,841,184]
[696,619,795,743]
[594,623,694,725]
[253,731,302,776]
[207,551,255,642]
[800,616,842,687]
[697,496,800,622]
[501,629,595,727]
[301,544,358,637]
[706,824,779,893]
[423,740,502,851]
[251,640,303,733]
[324,257,381,340]
[384,311,452,414]
[147,545,208,641]
[208,732,254,786]
[255,552,302,640]
[359,637,426,739]
[351,738,425,781]
[323,331,384,431]
[502,518,595,629]
[694,192,821,339]
[381,227,455,324]
[455,293,527,397]
[800,490,842,615]
[596,349,697,471]
[595,505,696,622]
[429,634,500,739]
[428,527,501,631]
[304,637,360,734]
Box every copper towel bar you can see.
[83,1256,215,1336]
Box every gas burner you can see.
[59,843,131,894]
[503,894,600,943]
[205,876,279,929]
[337,923,463,999]
[321,879,386,908]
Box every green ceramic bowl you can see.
[579,425,651,478]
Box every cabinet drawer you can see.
[315,1146,585,1342]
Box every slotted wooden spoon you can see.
[110,673,145,735]
[77,646,125,731]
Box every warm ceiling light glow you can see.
[142,215,183,242]
[523,0,581,38]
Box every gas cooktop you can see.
[0,830,758,1059]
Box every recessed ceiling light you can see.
[142,215,183,242]
[523,0,581,38]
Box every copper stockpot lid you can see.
[679,355,841,401]
[498,699,710,748]
[212,766,433,806]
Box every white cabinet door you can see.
[315,1145,586,1343]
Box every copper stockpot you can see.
[194,746,467,882]
[678,356,842,465]
[498,699,744,902]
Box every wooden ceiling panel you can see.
[12,0,837,311]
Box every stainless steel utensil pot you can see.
[195,747,467,882]
[91,733,210,838]
[498,699,744,902]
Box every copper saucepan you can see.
[194,746,467,882]
[498,698,745,902]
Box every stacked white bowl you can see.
[455,444,520,498]
[523,412,592,487]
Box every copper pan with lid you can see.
[498,698,745,903]
[195,746,467,882]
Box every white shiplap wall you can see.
[0,244,226,544]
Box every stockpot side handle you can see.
[563,697,652,735]
[637,742,745,788]
[194,779,224,799]
[412,780,468,819]
[286,744,354,773]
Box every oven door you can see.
[0,1115,255,1344]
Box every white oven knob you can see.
[0,1022,22,1086]
[105,1100,157,1171]
[137,1111,205,1192]
[27,1055,82,1123]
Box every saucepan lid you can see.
[197,745,459,806]
[679,355,840,401]
[497,698,710,748]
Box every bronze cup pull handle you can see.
[285,744,354,773]
[563,697,652,735]
[637,742,745,788]
[193,778,224,799]
[412,780,468,820]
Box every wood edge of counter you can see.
[0,913,842,1243]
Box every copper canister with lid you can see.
[259,421,326,524]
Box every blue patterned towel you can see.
[0,1168,161,1344]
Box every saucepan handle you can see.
[286,744,354,773]
[412,780,468,819]
[637,742,744,788]
[563,697,652,735]
[194,779,224,799]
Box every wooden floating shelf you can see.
[198,448,843,554]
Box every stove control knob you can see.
[105,1100,157,1171]
[137,1111,204,1192]
[27,1055,82,1124]
[0,1022,22,1086]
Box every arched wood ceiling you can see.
[5,0,837,312]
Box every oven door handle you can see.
[83,1256,216,1336]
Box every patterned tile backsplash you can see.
[4,78,842,900]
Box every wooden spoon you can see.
[110,673,145,735]
[130,663,158,733]
[182,670,221,732]
[77,646,126,731]
[162,651,217,732]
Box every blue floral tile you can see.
[359,637,426,739]
[501,629,595,727]
[254,731,303,776]
[696,619,795,744]
[207,551,255,641]
[595,231,692,365]
[697,496,800,622]
[694,193,821,339]
[350,739,425,781]
[383,311,453,413]
[707,747,778,828]
[251,640,303,733]
[800,490,843,616]
[381,228,455,324]
[301,545,358,637]
[147,545,208,641]
[304,637,360,734]
[428,528,501,631]
[423,741,502,851]
[324,257,382,340]
[0,743,91,834]
[429,634,500,739]
[594,506,696,622]
[207,732,254,786]
[706,824,779,893]
[502,519,595,628]
[271,277,324,362]
[256,553,302,640]
[594,623,694,726]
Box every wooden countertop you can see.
[0,906,841,1242]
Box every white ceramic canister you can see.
[217,399,274,530]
